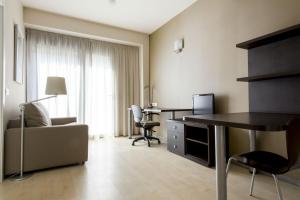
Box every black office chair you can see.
[131,105,161,147]
[226,118,300,200]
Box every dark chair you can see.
[131,105,161,147]
[226,118,300,200]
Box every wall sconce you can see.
[174,38,184,53]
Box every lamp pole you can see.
[11,76,67,181]
[12,95,57,181]
[17,105,25,180]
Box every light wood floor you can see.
[0,138,299,200]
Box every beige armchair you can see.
[4,117,88,176]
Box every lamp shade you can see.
[45,76,67,95]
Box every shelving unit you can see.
[236,23,300,114]
[184,125,211,165]
[185,138,208,145]
[237,71,300,82]
[185,142,209,164]
[236,24,300,49]
[167,119,229,167]
[235,23,300,186]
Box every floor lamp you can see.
[13,76,67,181]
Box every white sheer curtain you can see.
[85,42,115,137]
[26,29,140,138]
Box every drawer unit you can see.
[167,121,184,156]
[167,122,184,133]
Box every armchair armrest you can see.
[51,117,77,125]
[7,119,21,129]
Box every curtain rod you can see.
[24,23,143,48]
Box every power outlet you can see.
[151,102,158,107]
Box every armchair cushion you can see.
[7,117,77,129]
[24,103,52,127]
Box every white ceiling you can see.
[22,0,197,34]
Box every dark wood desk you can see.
[183,112,300,200]
[143,108,192,119]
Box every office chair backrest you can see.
[286,118,300,169]
[131,105,143,123]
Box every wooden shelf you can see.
[236,24,300,49]
[186,138,208,145]
[237,71,300,82]
[185,154,209,166]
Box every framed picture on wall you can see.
[13,24,23,84]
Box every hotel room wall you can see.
[3,0,25,131]
[1,0,24,182]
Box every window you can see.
[27,29,140,138]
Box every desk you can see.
[143,108,192,120]
[183,112,299,200]
[127,107,192,139]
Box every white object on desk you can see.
[151,102,158,107]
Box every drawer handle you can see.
[173,135,177,139]
[173,145,177,149]
[173,125,177,130]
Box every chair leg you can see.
[272,174,283,200]
[132,136,145,146]
[226,157,234,177]
[145,137,151,147]
[132,128,160,147]
[249,168,256,196]
[143,128,149,137]
[148,136,161,144]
